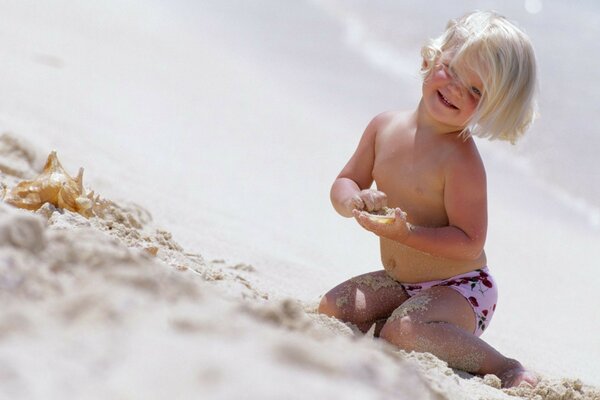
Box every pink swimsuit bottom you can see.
[400,267,498,337]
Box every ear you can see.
[421,58,429,71]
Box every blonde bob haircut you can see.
[421,11,538,143]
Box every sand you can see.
[1,141,598,400]
[1,1,599,399]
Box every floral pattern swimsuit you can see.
[401,267,498,337]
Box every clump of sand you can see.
[1,133,599,399]
[505,378,600,400]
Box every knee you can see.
[318,292,358,323]
[317,294,341,319]
[318,286,368,324]
[379,316,423,350]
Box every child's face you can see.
[422,51,483,130]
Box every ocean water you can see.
[308,0,600,229]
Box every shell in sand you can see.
[4,151,106,218]
[366,207,396,224]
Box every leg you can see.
[318,270,409,334]
[379,287,537,388]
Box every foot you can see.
[497,359,539,388]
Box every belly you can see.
[380,238,487,283]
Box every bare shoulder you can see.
[336,110,411,187]
[369,110,415,150]
[370,110,413,132]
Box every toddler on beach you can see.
[318,11,537,388]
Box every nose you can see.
[447,81,462,98]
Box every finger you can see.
[353,210,370,229]
[351,194,365,210]
[357,211,380,232]
[352,209,364,223]
[374,192,388,210]
[394,208,407,220]
[364,190,385,211]
[363,193,375,211]
[378,192,388,209]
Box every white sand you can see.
[0,1,599,399]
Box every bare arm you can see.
[331,177,362,217]
[331,113,393,217]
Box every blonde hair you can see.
[421,11,538,143]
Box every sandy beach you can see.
[1,1,599,399]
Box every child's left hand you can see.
[353,208,412,243]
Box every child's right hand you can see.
[348,189,388,213]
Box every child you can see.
[318,11,538,388]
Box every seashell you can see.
[366,207,396,224]
[4,151,107,218]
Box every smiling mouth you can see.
[437,91,458,110]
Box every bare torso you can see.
[372,112,487,283]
